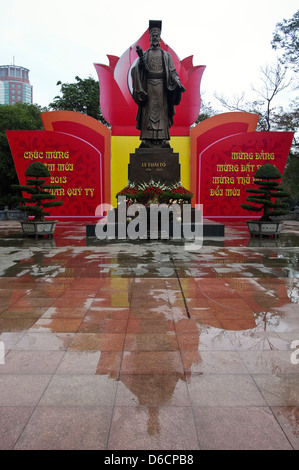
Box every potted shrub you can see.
[12,162,64,238]
[241,163,290,238]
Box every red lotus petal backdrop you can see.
[94,29,206,135]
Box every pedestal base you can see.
[86,216,224,239]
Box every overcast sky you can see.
[1,0,297,110]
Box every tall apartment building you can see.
[0,64,33,105]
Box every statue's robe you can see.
[131,48,183,144]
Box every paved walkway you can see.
[0,219,298,450]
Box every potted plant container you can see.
[12,162,64,238]
[241,163,290,238]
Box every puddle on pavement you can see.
[1,224,299,435]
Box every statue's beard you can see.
[150,36,160,48]
[151,41,160,48]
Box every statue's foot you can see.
[161,140,171,148]
[139,140,171,148]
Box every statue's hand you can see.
[179,84,186,92]
[136,45,144,59]
[138,91,147,101]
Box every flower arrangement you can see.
[116,180,193,206]
[117,184,139,199]
[167,183,193,200]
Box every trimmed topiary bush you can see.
[12,162,64,221]
[241,163,290,221]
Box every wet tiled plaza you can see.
[0,219,298,450]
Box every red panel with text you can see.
[198,131,294,219]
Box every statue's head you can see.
[149,20,162,48]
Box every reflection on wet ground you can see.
[0,220,298,450]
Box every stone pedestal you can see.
[128,147,180,184]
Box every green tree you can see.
[273,98,299,207]
[271,9,299,73]
[271,9,299,206]
[49,75,108,125]
[0,103,45,208]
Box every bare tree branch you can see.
[214,92,248,113]
[252,62,292,130]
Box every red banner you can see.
[6,111,111,219]
[190,113,294,219]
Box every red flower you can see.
[143,187,163,196]
[118,186,138,196]
[170,186,193,197]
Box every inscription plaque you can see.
[128,147,181,184]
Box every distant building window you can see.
[0,64,32,104]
